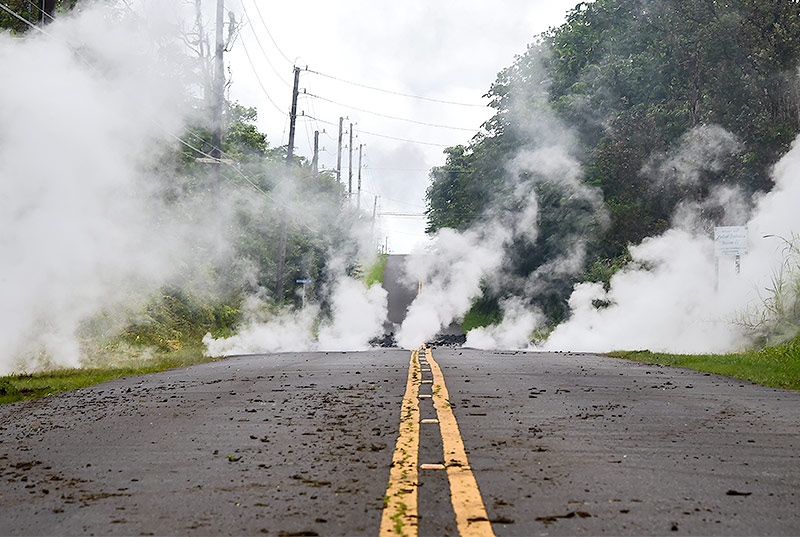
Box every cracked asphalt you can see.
[1,348,798,536]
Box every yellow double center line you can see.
[380,348,495,537]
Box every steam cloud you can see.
[0,3,387,374]
[543,130,800,353]
[396,226,510,349]
[396,52,608,350]
[399,47,799,354]
[0,5,195,374]
[204,271,388,355]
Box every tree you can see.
[426,0,800,326]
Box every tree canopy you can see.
[426,0,800,325]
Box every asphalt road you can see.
[1,349,799,536]
[382,255,418,333]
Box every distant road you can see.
[1,349,798,536]
[381,254,462,337]
[382,254,418,333]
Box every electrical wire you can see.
[0,2,51,32]
[0,1,315,231]
[248,0,294,66]
[300,115,451,148]
[305,68,487,108]
[304,92,478,132]
[359,128,451,148]
[362,192,426,210]
[380,212,426,217]
[17,0,56,24]
[239,1,292,88]
[239,36,289,116]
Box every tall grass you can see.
[737,234,800,346]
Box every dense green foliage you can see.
[363,254,388,286]
[0,0,77,33]
[427,0,800,325]
[611,335,800,390]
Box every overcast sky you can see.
[225,0,580,253]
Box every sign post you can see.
[296,279,312,309]
[714,226,748,291]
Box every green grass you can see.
[461,297,502,333]
[610,337,800,390]
[363,254,388,286]
[0,345,219,406]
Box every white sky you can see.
[225,0,579,253]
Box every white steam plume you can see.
[203,276,388,355]
[642,124,743,188]
[399,49,607,350]
[395,226,510,349]
[464,297,541,350]
[0,4,197,374]
[544,132,800,353]
[1,2,387,374]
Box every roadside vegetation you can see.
[363,254,389,286]
[427,0,800,329]
[611,336,800,391]
[0,346,217,406]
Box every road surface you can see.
[1,348,798,536]
[381,254,462,337]
[382,254,418,334]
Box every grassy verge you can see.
[610,337,800,390]
[0,345,219,406]
[363,254,388,286]
[461,297,502,333]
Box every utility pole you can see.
[210,0,225,184]
[276,66,301,302]
[371,195,378,244]
[312,130,319,176]
[286,66,301,164]
[357,144,363,210]
[38,0,55,24]
[348,123,354,196]
[336,117,344,184]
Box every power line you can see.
[248,0,293,66]
[303,92,478,132]
[361,192,426,210]
[369,166,473,174]
[0,1,316,231]
[380,212,426,217]
[305,68,487,108]
[300,114,451,148]
[239,36,289,116]
[0,2,50,33]
[239,1,292,88]
[359,128,451,148]
[20,0,56,23]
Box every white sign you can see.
[714,226,748,256]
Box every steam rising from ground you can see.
[0,5,194,374]
[464,298,541,350]
[204,277,387,355]
[543,132,800,353]
[0,3,387,374]
[465,130,800,354]
[396,226,510,348]
[397,53,608,350]
[399,48,799,354]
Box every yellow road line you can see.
[428,348,496,537]
[379,350,421,537]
